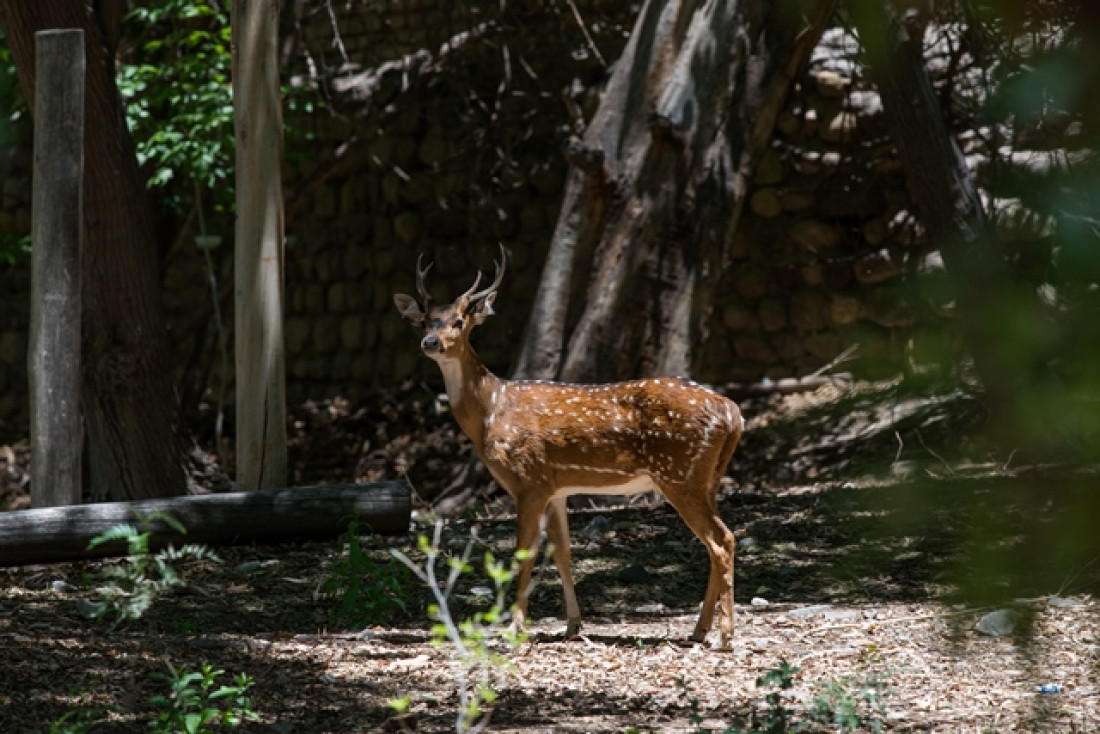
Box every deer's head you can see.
[393,247,506,362]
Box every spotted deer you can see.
[393,249,744,647]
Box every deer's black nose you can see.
[421,333,442,353]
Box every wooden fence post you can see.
[29,29,85,508]
[233,0,287,490]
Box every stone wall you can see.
[0,8,1057,440]
[696,29,926,384]
[266,1,623,403]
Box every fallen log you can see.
[0,482,410,567]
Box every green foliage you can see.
[676,661,888,734]
[117,0,235,214]
[84,510,221,626]
[807,674,887,734]
[675,676,704,728]
[0,27,21,145]
[321,517,410,626]
[40,708,98,734]
[977,16,1100,460]
[0,233,30,265]
[148,663,259,733]
[116,0,318,218]
[744,660,800,734]
[0,28,28,266]
[391,522,529,733]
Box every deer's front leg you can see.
[545,497,582,637]
[510,493,547,632]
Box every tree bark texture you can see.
[232,0,288,490]
[513,0,829,383]
[0,482,410,567]
[29,29,84,508]
[850,1,1027,429]
[0,1,207,501]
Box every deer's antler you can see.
[415,254,434,307]
[467,244,506,303]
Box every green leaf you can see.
[87,524,140,550]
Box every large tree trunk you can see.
[514,0,832,383]
[850,1,1030,436]
[0,1,211,500]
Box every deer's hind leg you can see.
[663,486,736,648]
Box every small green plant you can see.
[718,661,889,734]
[321,517,411,626]
[717,661,799,734]
[391,521,530,733]
[675,676,704,727]
[0,233,30,265]
[751,661,800,734]
[148,662,259,733]
[807,674,888,734]
[41,708,99,734]
[85,510,221,625]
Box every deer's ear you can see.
[469,291,497,325]
[393,293,425,325]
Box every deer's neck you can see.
[435,347,501,452]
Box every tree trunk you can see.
[0,1,212,500]
[513,0,833,383]
[850,1,1028,434]
[232,0,288,490]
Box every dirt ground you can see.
[2,379,1099,732]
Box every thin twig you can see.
[1055,555,1100,597]
[564,0,607,68]
[808,343,860,378]
[916,429,955,475]
[195,180,230,467]
[324,0,349,65]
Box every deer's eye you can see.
[453,318,465,329]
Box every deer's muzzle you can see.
[421,333,443,354]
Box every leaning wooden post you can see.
[29,29,85,508]
[232,0,287,490]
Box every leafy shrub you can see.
[391,522,529,733]
[118,0,234,214]
[679,660,889,734]
[321,517,410,626]
[149,663,259,733]
[807,674,887,734]
[84,510,221,626]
